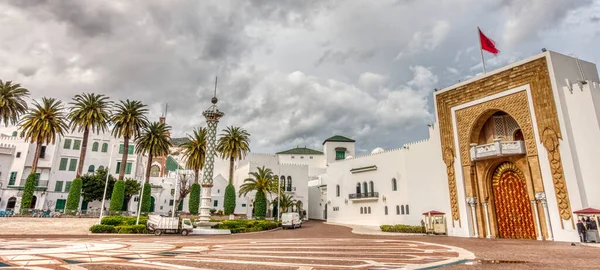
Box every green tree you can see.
[81,167,116,203]
[0,80,29,126]
[111,100,148,180]
[19,97,67,211]
[276,193,296,213]
[238,166,279,219]
[122,178,141,211]
[216,126,251,215]
[135,122,172,214]
[109,180,125,213]
[68,93,111,178]
[20,174,36,212]
[182,127,207,215]
[65,178,83,214]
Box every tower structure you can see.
[199,78,224,222]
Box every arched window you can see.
[101,143,108,153]
[363,182,368,195]
[287,176,292,191]
[367,207,371,214]
[336,185,340,197]
[385,206,388,215]
[150,165,160,177]
[396,205,400,215]
[392,178,397,191]
[360,207,363,214]
[356,183,361,194]
[11,131,17,137]
[280,176,286,190]
[88,165,95,173]
[405,204,410,215]
[369,181,374,196]
[401,205,405,215]
[92,142,99,152]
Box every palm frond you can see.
[0,80,30,126]
[19,97,68,145]
[68,93,112,134]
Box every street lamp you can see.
[98,144,116,224]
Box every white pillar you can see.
[536,192,553,241]
[531,200,543,240]
[200,186,211,220]
[467,197,479,237]
[482,202,492,239]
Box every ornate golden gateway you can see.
[435,57,572,222]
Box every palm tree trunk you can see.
[76,128,90,178]
[118,136,129,180]
[228,156,234,185]
[145,146,153,184]
[194,169,199,184]
[31,142,42,175]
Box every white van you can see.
[281,212,302,229]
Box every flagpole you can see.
[478,27,487,73]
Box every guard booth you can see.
[423,210,447,235]
[573,207,600,243]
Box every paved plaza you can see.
[0,220,598,269]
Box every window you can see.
[8,172,17,186]
[291,156,294,159]
[335,151,345,160]
[356,183,361,194]
[88,165,95,173]
[16,152,21,158]
[363,182,368,195]
[98,165,104,171]
[392,178,397,191]
[405,205,410,215]
[171,189,175,195]
[40,146,46,158]
[119,144,134,155]
[92,142,99,152]
[213,200,218,207]
[401,205,405,215]
[68,158,78,171]
[55,181,63,192]
[169,200,174,206]
[125,162,132,174]
[63,139,72,149]
[280,176,286,188]
[385,206,388,215]
[286,176,292,192]
[217,189,220,194]
[310,156,313,159]
[336,185,340,197]
[369,181,374,195]
[242,204,247,207]
[65,181,72,192]
[101,143,108,153]
[11,131,17,137]
[73,140,81,150]
[368,207,371,214]
[396,205,400,215]
[300,156,304,159]
[59,158,68,171]
[360,207,363,214]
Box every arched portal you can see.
[7,197,16,210]
[30,196,37,209]
[491,162,536,239]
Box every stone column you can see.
[482,202,492,238]
[199,96,224,222]
[466,197,479,237]
[536,192,553,241]
[531,199,543,240]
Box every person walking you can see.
[577,219,588,243]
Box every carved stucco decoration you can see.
[443,147,459,221]
[435,57,573,223]
[541,127,571,220]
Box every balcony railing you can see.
[8,179,49,190]
[470,140,526,161]
[349,192,379,200]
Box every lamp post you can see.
[98,144,116,224]
[199,78,224,222]
[172,169,179,217]
[135,176,145,225]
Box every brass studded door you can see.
[492,162,536,239]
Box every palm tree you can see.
[276,193,296,213]
[181,127,208,184]
[0,80,29,126]
[111,100,148,180]
[20,97,68,173]
[216,126,251,185]
[68,93,111,178]
[135,122,173,184]
[239,166,279,219]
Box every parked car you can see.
[281,212,302,229]
[146,215,194,236]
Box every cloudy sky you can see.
[1,0,599,154]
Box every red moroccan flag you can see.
[479,28,499,55]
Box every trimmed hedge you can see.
[214,220,278,234]
[65,178,83,213]
[223,184,236,215]
[254,190,267,219]
[189,183,200,215]
[380,224,424,233]
[141,183,152,213]
[115,225,147,234]
[101,216,148,226]
[109,180,125,213]
[89,224,117,233]
[20,174,37,213]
